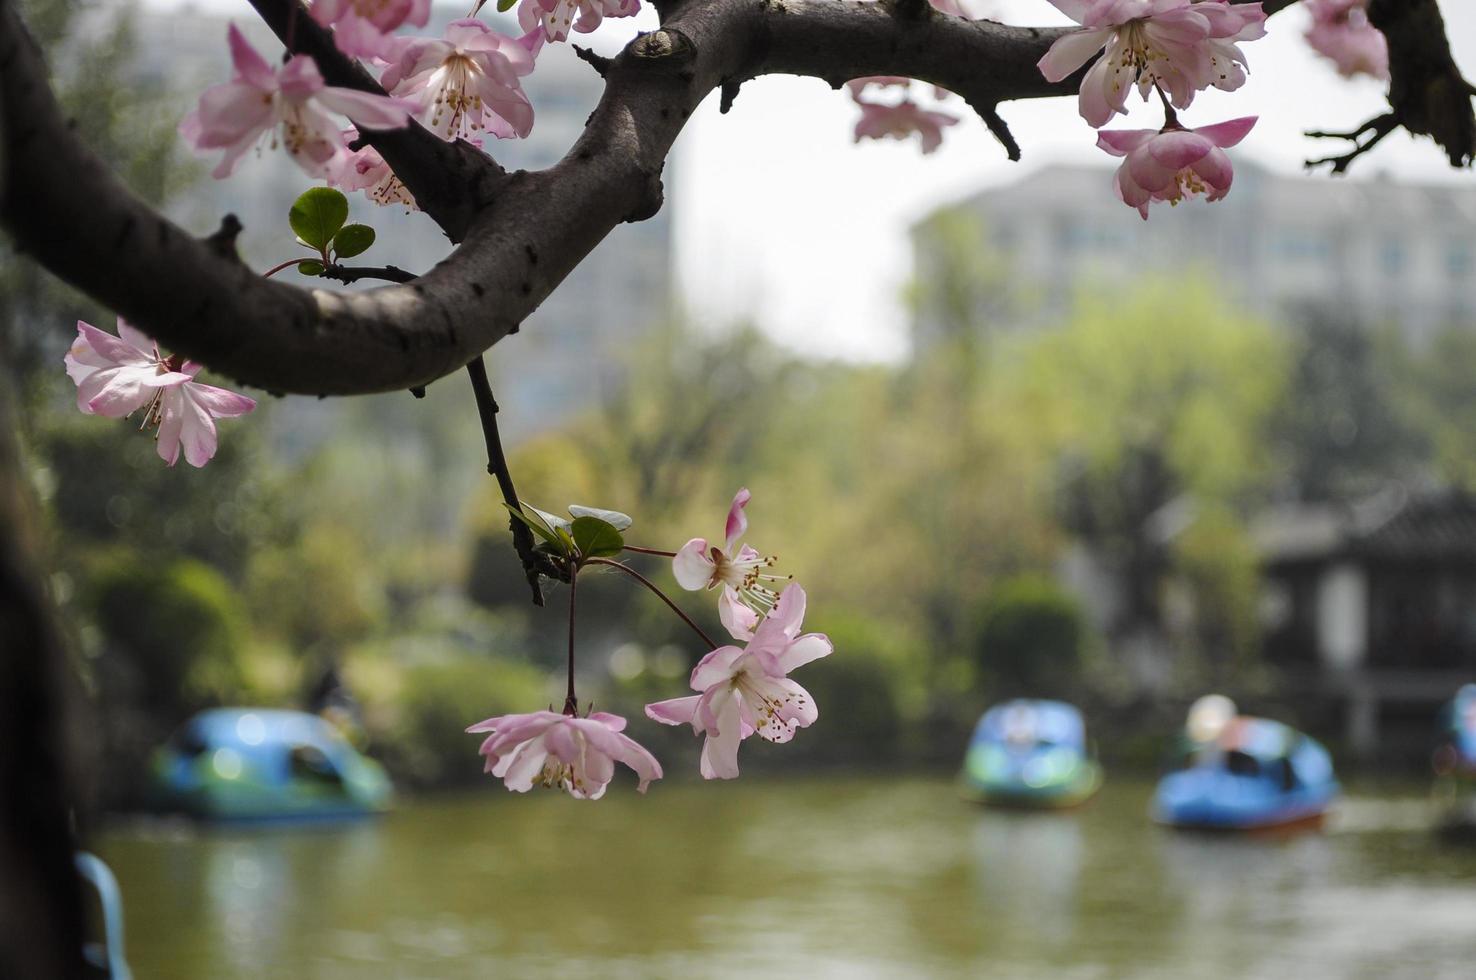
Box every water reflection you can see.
[970,812,1082,944]
[99,777,1476,978]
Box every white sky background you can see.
[147,0,1476,362]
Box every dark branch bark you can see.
[1,0,1468,397]
[1309,0,1475,172]
[246,0,506,240]
[318,263,418,284]
[466,355,555,605]
[0,377,86,980]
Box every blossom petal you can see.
[699,695,743,780]
[1038,27,1113,83]
[724,487,751,551]
[155,388,185,467]
[183,382,257,418]
[500,735,551,791]
[1194,114,1257,149]
[227,23,277,91]
[690,646,745,691]
[1096,127,1155,156]
[719,588,759,641]
[316,87,413,131]
[776,633,833,674]
[672,538,715,590]
[645,695,702,730]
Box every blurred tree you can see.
[1397,323,1476,491]
[246,522,385,654]
[1269,311,1427,501]
[970,574,1087,700]
[89,555,248,716]
[1019,280,1288,645]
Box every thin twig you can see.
[262,257,305,278]
[320,264,417,284]
[622,544,677,557]
[564,571,579,715]
[586,557,720,650]
[467,354,549,606]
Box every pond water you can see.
[98,775,1476,978]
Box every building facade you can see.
[912,162,1476,351]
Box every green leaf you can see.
[527,504,572,535]
[570,516,625,559]
[332,223,376,259]
[555,525,577,557]
[289,187,349,252]
[502,502,560,547]
[297,259,325,276]
[496,0,515,10]
[568,505,633,531]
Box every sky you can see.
[148,0,1476,362]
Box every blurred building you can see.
[1255,487,1476,759]
[134,6,673,437]
[911,161,1476,352]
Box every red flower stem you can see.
[564,570,579,715]
[585,557,719,651]
[262,258,305,278]
[621,544,677,557]
[1154,83,1180,129]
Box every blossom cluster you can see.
[180,0,644,210]
[844,0,991,155]
[65,319,256,467]
[467,489,835,799]
[1036,0,1266,219]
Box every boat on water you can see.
[960,699,1103,808]
[1153,713,1338,832]
[1431,684,1476,835]
[149,708,392,822]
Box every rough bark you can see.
[0,374,86,980]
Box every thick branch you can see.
[2,0,1457,398]
[246,0,505,240]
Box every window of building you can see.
[1379,240,1406,276]
[1448,243,1473,279]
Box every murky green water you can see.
[97,776,1476,978]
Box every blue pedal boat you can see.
[1153,716,1338,832]
[960,699,1103,808]
[149,708,393,822]
[1431,684,1476,834]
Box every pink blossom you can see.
[517,0,639,44]
[846,76,912,98]
[645,583,832,779]
[853,99,959,154]
[1096,115,1256,219]
[1038,0,1267,127]
[64,319,256,467]
[179,25,411,179]
[1304,0,1388,80]
[381,19,537,141]
[312,0,431,59]
[672,488,792,638]
[337,128,418,209]
[466,710,662,799]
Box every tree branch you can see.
[245,0,506,240]
[318,263,418,284]
[2,0,1465,399]
[466,354,554,605]
[1309,0,1475,172]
